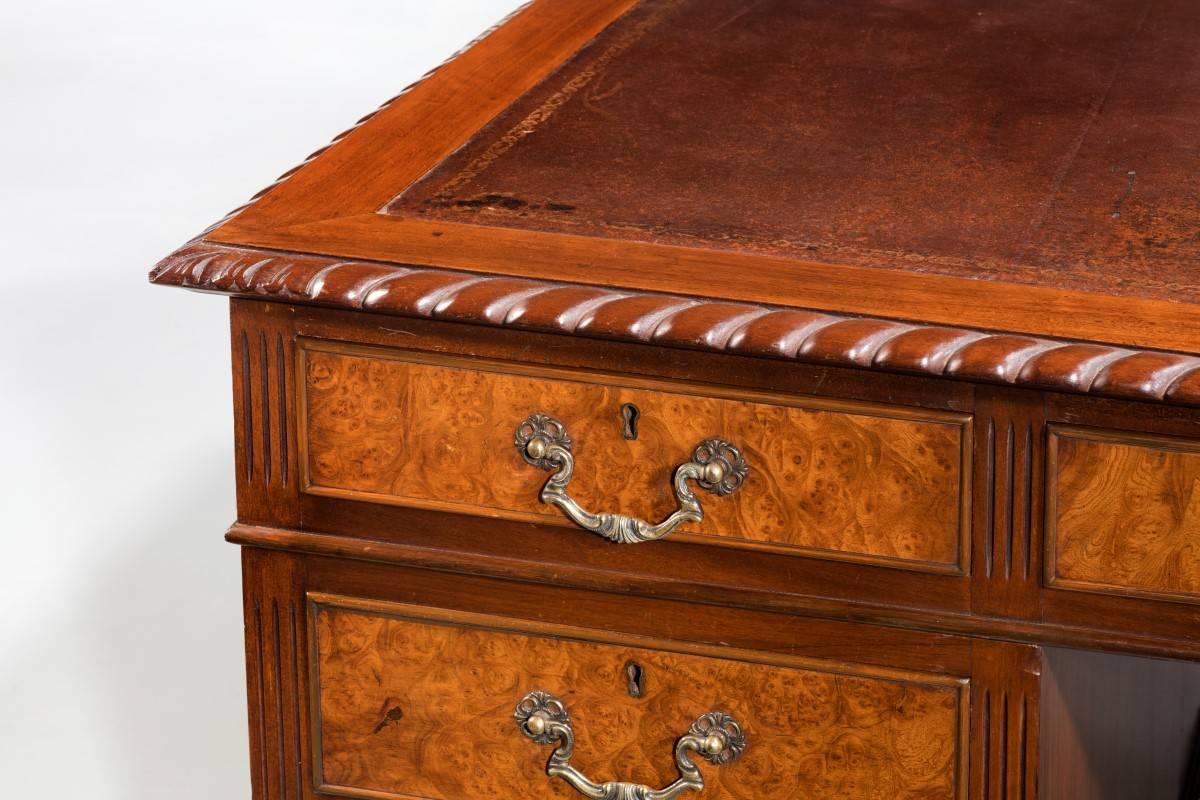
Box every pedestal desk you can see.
[152,1,1200,797]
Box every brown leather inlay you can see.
[389,0,1200,303]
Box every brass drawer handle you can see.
[515,690,746,800]
[514,413,749,544]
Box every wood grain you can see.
[311,597,966,800]
[1048,425,1200,603]
[298,340,969,571]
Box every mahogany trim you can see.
[217,211,1200,355]
[230,524,1200,661]
[155,241,1200,408]
[294,335,972,575]
[209,0,637,232]
[970,642,1042,800]
[1045,424,1200,606]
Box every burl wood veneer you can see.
[1048,426,1200,604]
[313,598,966,800]
[299,340,968,571]
[151,0,1200,798]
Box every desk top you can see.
[153,0,1200,404]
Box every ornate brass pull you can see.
[513,413,749,544]
[515,691,746,800]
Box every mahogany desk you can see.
[152,1,1200,797]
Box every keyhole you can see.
[625,660,645,698]
[621,403,640,440]
[372,704,404,733]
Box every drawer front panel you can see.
[312,596,967,800]
[1048,425,1200,603]
[299,340,970,571]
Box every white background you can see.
[0,2,524,796]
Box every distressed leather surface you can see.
[390,0,1200,303]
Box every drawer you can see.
[298,339,971,573]
[1048,425,1200,604]
[310,594,970,800]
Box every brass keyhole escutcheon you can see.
[620,403,640,440]
[625,660,645,698]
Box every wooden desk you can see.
[152,2,1200,797]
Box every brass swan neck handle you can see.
[514,691,747,800]
[513,413,749,544]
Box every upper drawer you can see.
[1048,425,1200,604]
[298,339,971,573]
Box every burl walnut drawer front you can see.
[298,339,971,572]
[311,596,968,800]
[1048,425,1200,604]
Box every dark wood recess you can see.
[1040,647,1200,800]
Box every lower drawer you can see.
[312,596,966,799]
[242,549,1039,800]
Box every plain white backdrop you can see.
[0,2,524,796]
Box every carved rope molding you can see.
[151,242,1200,407]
